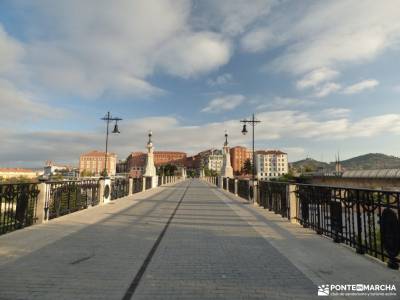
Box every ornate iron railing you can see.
[111,178,129,200]
[0,183,39,235]
[46,180,99,220]
[145,177,152,190]
[132,178,142,193]
[218,177,400,269]
[258,181,288,218]
[228,178,235,193]
[237,179,250,200]
[294,184,400,269]
[222,178,227,190]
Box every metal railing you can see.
[215,176,400,270]
[46,180,99,220]
[228,178,235,193]
[223,178,227,190]
[0,175,179,236]
[258,181,288,218]
[132,177,142,193]
[0,182,39,235]
[237,179,250,200]
[294,183,400,268]
[145,177,152,190]
[111,178,129,200]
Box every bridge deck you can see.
[0,179,398,299]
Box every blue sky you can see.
[1,0,400,167]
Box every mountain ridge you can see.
[291,153,400,171]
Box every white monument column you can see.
[143,130,158,188]
[221,130,234,178]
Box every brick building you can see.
[230,146,252,174]
[79,150,117,176]
[126,151,187,177]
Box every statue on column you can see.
[144,130,156,177]
[221,130,233,178]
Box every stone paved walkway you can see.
[0,179,399,300]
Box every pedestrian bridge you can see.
[0,179,399,299]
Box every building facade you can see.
[0,168,38,180]
[230,146,252,174]
[126,151,187,177]
[79,150,117,176]
[203,149,223,174]
[44,161,76,177]
[255,150,288,180]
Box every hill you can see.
[291,153,400,171]
[339,153,400,170]
[290,158,331,172]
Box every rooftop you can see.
[343,169,400,178]
[256,150,287,155]
[81,150,116,157]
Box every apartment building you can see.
[79,150,117,176]
[255,150,288,180]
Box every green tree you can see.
[243,159,253,175]
[81,170,95,177]
[279,169,295,182]
[158,164,178,176]
[186,169,196,178]
[204,167,217,177]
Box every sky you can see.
[1,0,400,167]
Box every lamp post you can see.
[240,113,261,182]
[101,112,122,177]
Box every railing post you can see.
[142,177,146,192]
[36,182,48,224]
[289,184,298,224]
[355,190,365,254]
[218,176,223,189]
[234,179,238,196]
[99,178,111,204]
[152,176,158,189]
[128,177,133,195]
[252,180,258,206]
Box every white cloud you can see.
[201,94,245,113]
[3,110,400,166]
[4,0,234,98]
[207,73,233,86]
[320,108,351,118]
[0,79,66,123]
[194,0,276,36]
[157,32,231,78]
[0,25,24,75]
[343,79,379,94]
[241,27,275,53]
[394,84,400,93]
[256,97,313,110]
[313,82,341,98]
[257,0,400,93]
[296,68,339,89]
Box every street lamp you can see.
[240,113,261,182]
[101,112,122,177]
